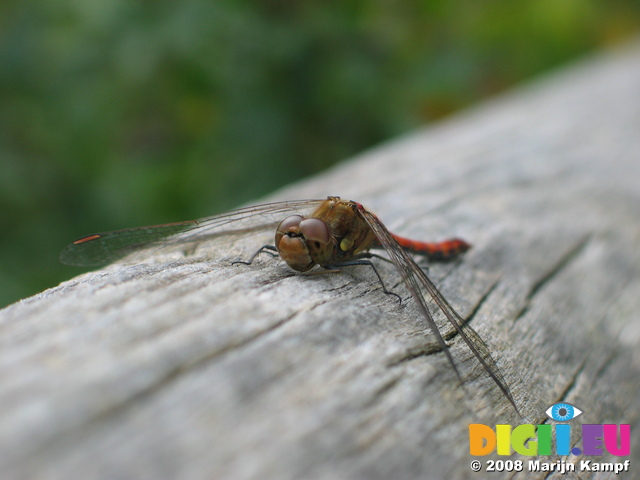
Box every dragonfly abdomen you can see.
[391,234,471,261]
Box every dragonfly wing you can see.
[356,205,519,414]
[60,199,325,266]
[60,220,199,266]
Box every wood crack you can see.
[385,277,500,366]
[514,234,592,322]
[31,305,310,454]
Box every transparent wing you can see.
[355,204,519,414]
[60,199,325,266]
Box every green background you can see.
[1,0,638,307]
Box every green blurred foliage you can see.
[0,0,638,307]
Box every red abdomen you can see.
[391,234,471,261]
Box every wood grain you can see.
[2,39,639,480]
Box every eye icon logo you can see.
[545,402,583,422]
[470,402,630,457]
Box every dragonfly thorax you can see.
[275,215,333,272]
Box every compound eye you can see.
[277,215,303,233]
[299,218,331,245]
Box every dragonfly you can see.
[60,195,518,413]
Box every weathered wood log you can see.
[2,39,639,479]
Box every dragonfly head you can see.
[275,215,333,272]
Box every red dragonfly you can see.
[60,196,518,413]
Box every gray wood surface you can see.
[2,39,640,480]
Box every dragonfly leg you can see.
[232,244,278,266]
[363,251,430,275]
[325,259,402,304]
